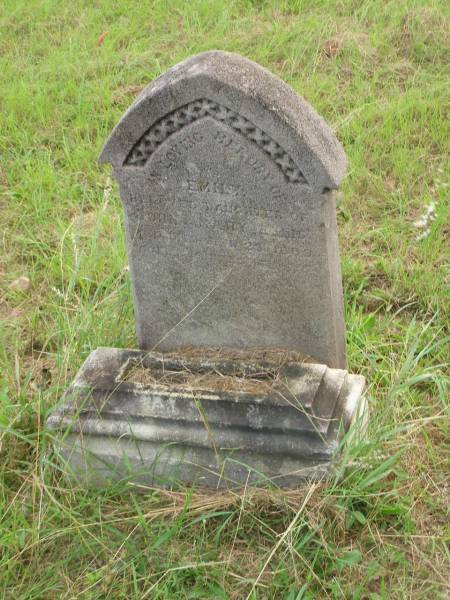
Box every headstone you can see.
[47,52,367,488]
[99,51,347,368]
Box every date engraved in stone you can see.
[124,99,307,185]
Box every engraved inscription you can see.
[214,131,285,200]
[184,179,240,195]
[124,99,307,185]
[164,131,204,169]
[129,180,312,265]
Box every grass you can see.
[0,0,449,597]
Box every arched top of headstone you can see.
[99,51,346,193]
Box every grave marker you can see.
[48,52,367,488]
[100,51,347,368]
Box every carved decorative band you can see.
[124,98,307,184]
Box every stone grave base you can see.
[47,347,367,488]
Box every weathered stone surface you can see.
[47,52,368,489]
[100,51,347,368]
[47,348,366,488]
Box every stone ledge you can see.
[47,347,367,488]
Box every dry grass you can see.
[121,346,315,393]
[0,0,449,598]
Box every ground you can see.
[0,1,449,598]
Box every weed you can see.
[0,0,449,598]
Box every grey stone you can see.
[47,52,368,489]
[47,347,366,488]
[100,51,347,368]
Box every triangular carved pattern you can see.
[124,98,307,184]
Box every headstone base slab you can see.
[47,347,367,489]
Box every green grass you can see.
[0,0,449,597]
